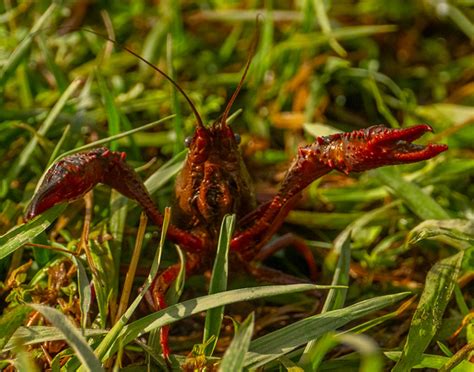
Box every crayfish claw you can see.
[24,148,107,221]
[321,124,448,173]
[370,124,433,146]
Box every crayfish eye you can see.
[234,133,241,144]
[184,136,193,148]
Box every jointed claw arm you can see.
[25,147,204,252]
[231,124,448,255]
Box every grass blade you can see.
[92,207,171,362]
[313,0,346,57]
[300,202,399,366]
[101,283,324,360]
[46,124,70,167]
[72,257,91,330]
[219,312,255,372]
[407,219,474,249]
[203,214,236,356]
[0,3,57,87]
[0,204,65,261]
[97,72,121,151]
[335,333,383,372]
[0,305,32,349]
[4,327,107,352]
[385,351,474,371]
[392,251,464,372]
[56,115,176,160]
[374,167,450,220]
[28,304,104,372]
[115,213,148,320]
[7,79,81,181]
[244,292,409,369]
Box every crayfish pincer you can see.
[23,34,447,360]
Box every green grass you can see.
[0,1,473,371]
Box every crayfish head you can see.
[174,121,255,242]
[323,124,448,174]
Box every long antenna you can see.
[81,29,205,129]
[219,16,262,126]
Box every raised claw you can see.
[315,124,448,174]
[25,148,110,221]
[231,125,447,253]
[24,147,204,252]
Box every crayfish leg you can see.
[145,255,201,360]
[253,233,318,282]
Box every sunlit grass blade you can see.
[439,340,474,372]
[46,124,70,167]
[143,150,187,195]
[101,283,325,360]
[92,207,171,363]
[72,257,91,329]
[203,214,235,356]
[108,189,129,321]
[244,292,409,368]
[219,312,255,372]
[7,79,81,181]
[89,238,115,329]
[28,304,104,372]
[13,345,39,372]
[97,72,121,151]
[347,296,417,336]
[335,333,383,372]
[165,245,187,307]
[286,211,364,229]
[374,167,450,220]
[116,213,148,320]
[313,0,347,57]
[57,115,176,160]
[300,201,400,366]
[299,234,350,367]
[0,204,65,261]
[37,33,68,93]
[304,332,384,372]
[273,25,397,56]
[0,3,57,87]
[166,34,185,155]
[367,75,399,128]
[392,251,464,372]
[4,327,107,352]
[0,305,32,350]
[385,350,474,371]
[244,292,409,369]
[407,219,474,249]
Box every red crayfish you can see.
[24,34,448,359]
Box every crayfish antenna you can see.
[219,16,262,127]
[80,28,205,129]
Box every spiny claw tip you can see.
[429,143,448,154]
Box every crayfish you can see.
[24,34,447,360]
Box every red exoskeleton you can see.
[24,34,448,359]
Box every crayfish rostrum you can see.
[24,36,447,359]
